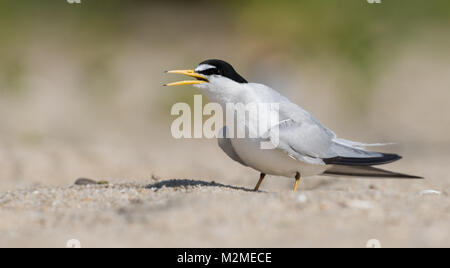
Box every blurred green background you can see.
[0,0,449,189]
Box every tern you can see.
[165,59,422,191]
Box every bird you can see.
[165,59,422,191]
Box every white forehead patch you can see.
[195,64,216,72]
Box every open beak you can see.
[164,69,209,86]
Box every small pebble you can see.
[319,202,329,210]
[296,194,308,203]
[369,184,378,190]
[75,178,99,186]
[418,190,441,196]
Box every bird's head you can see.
[165,59,247,88]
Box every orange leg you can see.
[293,172,301,192]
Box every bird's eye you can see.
[199,68,218,76]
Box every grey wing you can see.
[217,126,248,167]
[255,84,399,166]
[268,118,389,165]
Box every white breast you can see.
[230,137,328,177]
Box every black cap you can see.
[196,59,248,83]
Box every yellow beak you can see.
[164,69,208,86]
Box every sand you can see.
[0,144,448,248]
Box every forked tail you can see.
[324,165,422,179]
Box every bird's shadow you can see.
[146,179,257,193]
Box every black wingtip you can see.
[324,171,424,179]
[403,174,424,179]
[323,165,423,179]
[323,153,402,166]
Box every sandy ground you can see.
[0,136,449,248]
